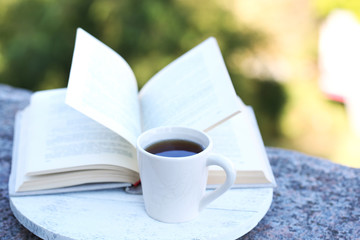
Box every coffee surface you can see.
[145,139,204,157]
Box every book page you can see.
[139,37,241,131]
[66,28,141,147]
[24,89,138,176]
[13,109,31,193]
[207,106,276,186]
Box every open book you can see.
[9,28,276,196]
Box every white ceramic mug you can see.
[137,126,236,223]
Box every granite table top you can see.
[0,84,359,239]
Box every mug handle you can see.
[199,153,236,210]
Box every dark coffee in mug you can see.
[145,139,204,157]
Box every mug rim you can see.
[137,126,212,160]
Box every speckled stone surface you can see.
[1,84,359,239]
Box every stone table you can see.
[1,84,359,239]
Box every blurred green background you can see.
[1,0,359,167]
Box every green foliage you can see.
[251,79,287,141]
[0,0,91,90]
[313,0,360,19]
[0,0,262,91]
